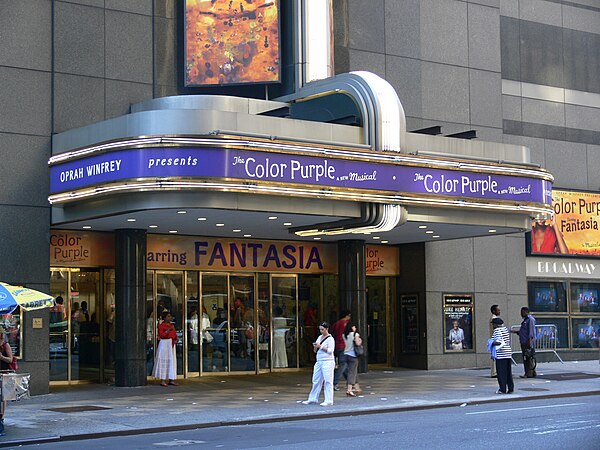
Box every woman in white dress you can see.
[152,311,178,386]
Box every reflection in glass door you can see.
[298,275,321,368]
[49,269,101,383]
[202,274,228,372]
[156,272,184,376]
[366,277,388,364]
[230,275,255,372]
[271,276,297,369]
[257,274,270,371]
[49,270,69,381]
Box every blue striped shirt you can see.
[492,326,512,359]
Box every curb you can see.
[2,390,599,448]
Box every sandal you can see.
[346,391,356,397]
[354,389,363,394]
[168,381,179,386]
[160,382,168,387]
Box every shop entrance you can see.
[145,271,305,376]
[49,268,102,383]
[366,277,393,365]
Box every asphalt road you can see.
[16,395,600,450]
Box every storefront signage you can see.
[50,231,115,267]
[526,257,600,280]
[147,235,336,273]
[49,146,551,207]
[366,245,399,276]
[443,294,474,352]
[401,295,419,353]
[531,190,600,257]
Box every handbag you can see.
[203,330,214,343]
[354,334,364,357]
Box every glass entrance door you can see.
[49,268,101,383]
[271,275,298,369]
[366,277,388,364]
[155,272,184,376]
[230,275,255,372]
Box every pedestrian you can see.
[489,318,514,394]
[0,327,14,436]
[302,322,335,406]
[342,322,362,397]
[489,304,501,378]
[512,306,537,378]
[152,311,178,386]
[331,310,351,391]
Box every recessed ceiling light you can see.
[216,223,225,227]
[313,237,321,240]
[488,229,497,233]
[197,217,207,221]
[419,225,427,229]
[233,229,241,232]
[381,240,389,244]
[283,222,292,226]
[177,210,187,214]
[432,235,440,238]
[82,226,92,229]
[268,216,277,220]
[169,230,178,233]
[373,236,381,240]
[127,218,136,222]
[426,230,434,234]
[149,225,158,228]
[243,234,251,237]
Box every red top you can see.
[532,227,558,253]
[331,318,349,351]
[158,322,178,345]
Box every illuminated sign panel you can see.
[531,189,600,257]
[184,0,280,86]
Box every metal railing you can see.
[510,324,564,363]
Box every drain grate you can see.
[535,372,600,381]
[45,405,112,413]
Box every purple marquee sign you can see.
[50,146,551,205]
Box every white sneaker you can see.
[320,401,333,406]
[302,400,316,405]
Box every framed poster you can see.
[400,295,419,353]
[184,0,281,86]
[443,294,474,352]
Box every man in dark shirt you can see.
[331,310,351,390]
[513,306,537,378]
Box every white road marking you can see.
[154,440,207,446]
[535,424,600,435]
[465,402,585,415]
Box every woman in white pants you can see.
[302,322,335,406]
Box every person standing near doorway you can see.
[489,304,501,378]
[302,322,335,406]
[331,310,351,391]
[153,311,178,386]
[512,306,537,378]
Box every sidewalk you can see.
[1,360,599,447]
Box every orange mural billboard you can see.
[531,190,600,256]
[50,231,115,267]
[184,0,280,86]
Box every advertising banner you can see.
[147,234,336,273]
[50,231,115,267]
[50,146,550,207]
[366,245,399,276]
[530,189,600,257]
[401,294,419,353]
[184,0,280,86]
[443,294,474,352]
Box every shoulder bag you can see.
[353,333,364,357]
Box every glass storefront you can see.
[49,267,398,383]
